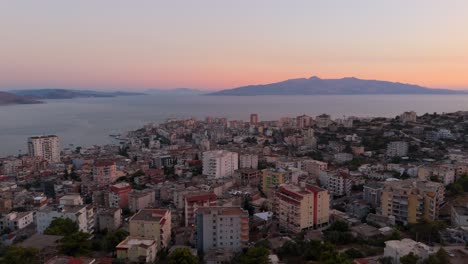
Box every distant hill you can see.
[145,88,208,95]
[9,89,145,99]
[0,91,42,105]
[207,76,465,96]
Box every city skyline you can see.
[1,0,468,90]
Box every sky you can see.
[1,0,468,91]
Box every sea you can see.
[1,94,468,156]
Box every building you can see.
[296,115,313,128]
[116,236,157,263]
[384,239,434,264]
[363,182,383,208]
[0,211,34,232]
[93,160,117,186]
[451,204,468,227]
[275,184,330,233]
[381,179,445,224]
[36,205,95,234]
[315,114,332,128]
[59,193,83,206]
[250,114,258,124]
[98,208,122,231]
[202,150,239,179]
[302,160,328,177]
[319,171,353,196]
[239,153,258,169]
[261,168,288,193]
[386,141,409,157]
[196,207,249,253]
[129,209,172,250]
[109,182,132,208]
[28,135,60,163]
[128,189,155,213]
[236,168,262,187]
[185,192,217,227]
[399,111,417,123]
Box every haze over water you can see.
[1,94,468,156]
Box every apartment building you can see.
[236,168,262,187]
[239,153,258,169]
[250,113,258,124]
[296,115,313,128]
[202,150,239,178]
[261,168,288,193]
[109,182,132,208]
[363,182,384,208]
[98,208,122,231]
[196,207,249,253]
[399,111,417,123]
[302,160,328,177]
[319,171,352,196]
[381,179,445,224]
[59,193,83,206]
[129,209,172,250]
[28,135,60,163]
[315,114,332,128]
[116,237,157,263]
[36,204,96,234]
[128,189,155,213]
[275,184,330,233]
[185,192,217,227]
[386,141,409,157]
[0,211,34,232]
[451,204,468,228]
[93,160,117,186]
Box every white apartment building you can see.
[0,211,34,232]
[386,141,409,157]
[319,171,352,196]
[128,190,155,213]
[28,135,60,163]
[129,209,172,250]
[36,205,95,234]
[239,154,258,169]
[399,111,417,123]
[451,204,468,227]
[384,239,434,264]
[196,207,249,253]
[203,150,239,178]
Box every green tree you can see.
[240,246,269,264]
[0,246,40,264]
[168,248,199,264]
[344,248,364,259]
[423,248,451,264]
[60,231,91,256]
[101,229,129,252]
[400,252,419,264]
[44,218,79,236]
[243,197,255,216]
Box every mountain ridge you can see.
[0,91,43,105]
[207,76,465,96]
[9,89,145,99]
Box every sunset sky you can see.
[1,0,468,90]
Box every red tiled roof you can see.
[95,160,116,167]
[186,193,217,203]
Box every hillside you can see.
[0,91,43,105]
[9,89,145,99]
[208,76,463,96]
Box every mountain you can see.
[207,76,465,96]
[9,89,145,99]
[0,91,43,105]
[145,88,208,95]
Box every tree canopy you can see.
[168,248,199,264]
[44,218,79,236]
[0,246,40,264]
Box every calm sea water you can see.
[1,94,468,156]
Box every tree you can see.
[44,218,79,236]
[344,248,364,259]
[168,248,199,264]
[379,256,394,264]
[101,229,129,252]
[60,231,91,256]
[400,252,419,264]
[0,246,40,264]
[240,246,269,264]
[243,197,255,216]
[423,248,451,264]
